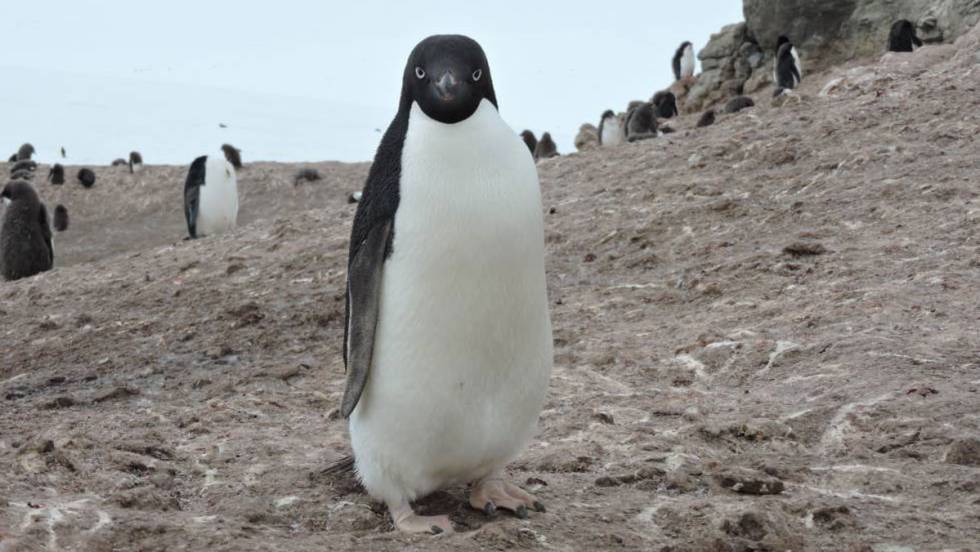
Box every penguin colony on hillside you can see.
[0,20,944,537]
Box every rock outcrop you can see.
[685,0,980,111]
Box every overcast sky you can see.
[2,1,743,164]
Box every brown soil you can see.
[2,29,979,551]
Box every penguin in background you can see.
[625,102,658,142]
[60,147,66,159]
[221,143,243,170]
[129,151,143,174]
[534,132,558,160]
[111,158,128,166]
[598,110,624,146]
[519,130,538,155]
[0,180,53,280]
[341,34,551,535]
[77,168,96,188]
[672,41,695,81]
[183,153,238,239]
[652,91,679,118]
[48,164,65,185]
[53,205,69,232]
[16,143,34,161]
[889,20,923,52]
[773,36,802,95]
[697,109,716,128]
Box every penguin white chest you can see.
[196,156,239,237]
[601,117,624,146]
[349,99,553,504]
[680,46,695,79]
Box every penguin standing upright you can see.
[533,132,558,160]
[598,110,624,146]
[888,20,923,52]
[1,181,53,280]
[519,130,537,155]
[48,164,65,185]
[342,34,552,535]
[773,36,802,95]
[672,41,695,81]
[183,154,238,239]
[16,143,34,161]
[129,151,143,174]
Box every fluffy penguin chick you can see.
[888,20,923,52]
[534,132,558,160]
[53,204,69,231]
[652,91,679,118]
[519,130,537,155]
[183,154,238,239]
[625,103,658,142]
[343,34,552,535]
[1,181,53,280]
[48,164,65,185]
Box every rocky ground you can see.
[2,27,979,552]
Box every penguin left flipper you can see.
[341,218,393,418]
[39,203,54,266]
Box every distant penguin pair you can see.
[534,132,558,161]
[1,181,53,281]
[598,110,625,146]
[773,36,802,96]
[129,151,143,174]
[183,152,238,239]
[672,41,695,81]
[888,20,923,52]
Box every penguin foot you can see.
[389,500,453,535]
[469,474,545,519]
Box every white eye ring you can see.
[415,66,425,79]
[472,69,482,81]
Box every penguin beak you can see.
[433,71,461,103]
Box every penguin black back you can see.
[294,168,322,185]
[625,103,658,142]
[111,158,127,166]
[183,155,208,239]
[221,144,243,169]
[652,91,679,119]
[520,130,537,155]
[53,204,69,232]
[77,168,96,188]
[724,96,755,113]
[697,109,716,128]
[1,180,53,280]
[775,42,802,91]
[48,164,65,185]
[16,143,34,161]
[672,41,693,81]
[534,132,558,161]
[888,20,922,52]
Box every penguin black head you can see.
[1,180,39,206]
[401,35,498,124]
[777,35,790,49]
[17,143,35,161]
[601,110,615,121]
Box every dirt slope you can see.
[1,27,979,552]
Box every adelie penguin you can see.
[598,110,624,146]
[888,20,922,52]
[341,34,551,534]
[519,130,537,155]
[652,91,679,119]
[221,143,243,170]
[672,41,695,82]
[625,102,658,142]
[183,153,238,239]
[53,205,69,232]
[773,36,802,96]
[1,181,53,281]
[77,168,96,188]
[48,164,65,185]
[129,151,143,174]
[534,132,558,160]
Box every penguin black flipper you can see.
[38,203,53,266]
[184,155,207,239]
[341,112,407,418]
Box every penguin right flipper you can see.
[341,217,393,418]
[38,203,53,265]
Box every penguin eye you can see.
[415,66,425,79]
[472,69,483,82]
